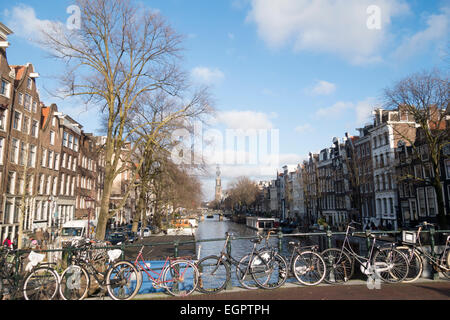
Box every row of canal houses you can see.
[257,108,450,231]
[0,23,135,242]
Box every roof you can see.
[41,106,51,128]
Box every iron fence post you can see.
[326,226,332,249]
[277,228,283,252]
[365,230,371,258]
[226,237,232,290]
[174,240,179,258]
[429,227,439,280]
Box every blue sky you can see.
[2,0,449,200]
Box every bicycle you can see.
[322,221,409,284]
[284,240,326,286]
[196,232,287,293]
[396,222,450,282]
[248,231,289,290]
[132,245,199,297]
[59,239,141,300]
[0,246,60,300]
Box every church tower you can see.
[215,165,222,202]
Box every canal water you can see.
[194,214,316,259]
[193,214,323,288]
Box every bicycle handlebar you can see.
[416,221,435,228]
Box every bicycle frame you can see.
[133,246,192,289]
[337,225,391,275]
[408,226,450,271]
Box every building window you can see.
[50,131,55,145]
[48,151,54,169]
[0,109,7,130]
[0,137,4,165]
[10,138,19,163]
[19,141,26,166]
[0,79,10,97]
[7,171,16,194]
[68,134,73,150]
[426,187,437,216]
[28,145,36,168]
[13,111,21,130]
[53,177,58,196]
[31,120,38,137]
[63,132,68,147]
[417,188,426,217]
[46,176,51,195]
[27,77,33,90]
[24,94,32,111]
[54,153,60,170]
[18,92,24,105]
[41,148,47,167]
[32,101,37,113]
[74,137,79,152]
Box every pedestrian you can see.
[2,236,13,249]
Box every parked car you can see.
[126,231,137,243]
[138,227,151,237]
[106,232,127,245]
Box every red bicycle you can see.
[132,246,199,296]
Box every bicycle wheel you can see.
[251,251,288,290]
[23,266,59,300]
[236,254,260,290]
[162,260,199,296]
[196,255,230,294]
[441,249,450,279]
[106,260,141,300]
[372,247,409,283]
[59,265,90,300]
[396,246,423,283]
[292,251,326,286]
[321,248,354,284]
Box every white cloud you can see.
[4,4,63,43]
[393,7,449,59]
[246,0,410,64]
[294,123,314,133]
[191,67,225,85]
[354,97,378,124]
[308,80,336,96]
[216,110,275,130]
[314,98,378,125]
[315,101,353,117]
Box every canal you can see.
[194,214,320,288]
[195,214,316,259]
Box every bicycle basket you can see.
[402,231,417,244]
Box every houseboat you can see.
[246,217,279,231]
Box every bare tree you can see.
[383,69,449,228]
[40,0,206,239]
[226,176,260,213]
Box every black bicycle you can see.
[58,239,141,300]
[396,222,450,282]
[322,221,409,284]
[0,246,60,300]
[196,232,287,293]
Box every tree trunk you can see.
[95,166,114,240]
[433,177,448,229]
